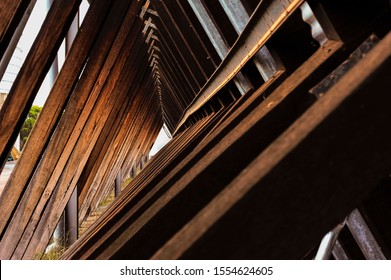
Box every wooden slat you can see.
[152,0,209,81]
[0,0,139,259]
[89,98,161,218]
[78,60,156,223]
[94,41,343,259]
[0,0,30,60]
[0,0,115,239]
[173,0,305,134]
[0,0,81,169]
[153,32,391,259]
[19,19,149,259]
[61,113,220,259]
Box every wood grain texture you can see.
[0,0,29,60]
[155,32,391,260]
[0,0,114,240]
[0,0,81,170]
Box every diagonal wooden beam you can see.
[174,0,304,134]
[19,18,148,259]
[153,32,391,259]
[0,0,139,260]
[0,0,30,60]
[0,0,115,242]
[0,0,82,171]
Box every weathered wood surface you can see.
[20,14,148,259]
[61,112,220,259]
[78,64,159,223]
[152,0,209,82]
[0,0,142,259]
[0,0,388,261]
[154,32,391,259]
[101,46,344,260]
[0,0,81,171]
[0,0,30,60]
[0,0,115,240]
[62,28,347,259]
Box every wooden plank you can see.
[0,0,139,259]
[75,77,153,207]
[78,60,154,222]
[152,0,209,81]
[153,32,391,259]
[89,97,160,218]
[0,0,115,238]
[153,27,200,94]
[0,0,30,60]
[120,115,162,181]
[157,47,195,105]
[0,0,81,170]
[71,38,342,259]
[61,114,218,259]
[19,21,149,259]
[174,0,305,134]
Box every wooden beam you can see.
[20,20,148,259]
[0,0,141,259]
[0,0,82,170]
[0,0,115,240]
[153,32,391,259]
[78,57,154,222]
[61,113,221,259]
[62,33,345,259]
[174,0,304,134]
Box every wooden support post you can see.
[114,172,122,198]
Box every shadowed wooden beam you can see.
[88,95,161,221]
[174,0,305,134]
[76,16,150,215]
[0,0,37,81]
[60,112,223,259]
[61,32,343,258]
[153,32,391,260]
[0,0,115,241]
[78,58,157,223]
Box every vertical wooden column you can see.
[114,171,122,198]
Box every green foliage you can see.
[20,105,42,150]
[29,105,42,119]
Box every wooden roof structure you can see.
[0,0,390,259]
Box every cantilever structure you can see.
[0,0,390,260]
